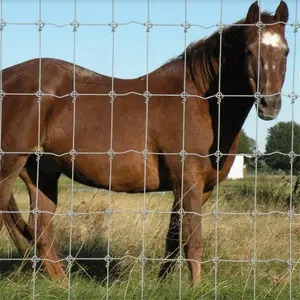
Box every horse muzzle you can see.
[257,94,281,121]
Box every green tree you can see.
[238,129,256,154]
[265,121,300,172]
[238,129,257,172]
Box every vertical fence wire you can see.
[179,0,188,298]
[288,0,299,298]
[32,0,43,298]
[106,0,116,298]
[213,0,224,298]
[141,0,151,298]
[67,0,78,298]
[252,1,263,298]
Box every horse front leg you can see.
[159,180,212,284]
[182,187,212,285]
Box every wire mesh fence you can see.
[0,0,299,299]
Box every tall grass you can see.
[0,175,300,299]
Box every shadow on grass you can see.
[70,247,122,282]
[0,250,33,276]
[0,245,121,283]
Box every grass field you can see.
[0,174,300,299]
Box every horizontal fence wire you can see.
[0,0,299,299]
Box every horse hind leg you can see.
[4,188,52,258]
[3,193,30,257]
[158,189,181,279]
[13,163,65,279]
[0,155,29,222]
[0,155,29,264]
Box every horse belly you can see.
[63,153,160,193]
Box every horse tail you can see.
[3,194,32,256]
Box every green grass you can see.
[1,175,300,299]
[2,267,300,300]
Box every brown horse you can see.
[1,1,289,285]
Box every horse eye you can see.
[284,49,290,57]
[246,49,253,57]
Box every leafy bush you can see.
[228,173,300,207]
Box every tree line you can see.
[238,121,300,173]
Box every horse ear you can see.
[246,1,260,24]
[275,1,289,23]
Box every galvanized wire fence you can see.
[0,0,299,299]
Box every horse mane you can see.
[174,12,275,94]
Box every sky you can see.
[1,0,299,152]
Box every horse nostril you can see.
[257,94,282,121]
[259,97,267,106]
[260,94,281,107]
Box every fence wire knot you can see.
[35,20,45,31]
[0,90,5,101]
[250,258,257,266]
[181,91,188,103]
[214,150,223,162]
[31,255,40,267]
[139,209,148,220]
[70,90,78,102]
[288,92,298,103]
[182,22,191,33]
[177,255,184,268]
[139,255,147,266]
[211,257,220,268]
[108,90,116,103]
[66,210,74,222]
[0,19,6,30]
[105,208,113,217]
[179,150,187,161]
[35,148,43,160]
[255,21,264,31]
[217,22,225,33]
[35,90,43,101]
[66,255,75,268]
[252,150,261,163]
[287,210,294,222]
[288,151,296,163]
[212,210,220,219]
[254,92,262,103]
[104,255,112,267]
[71,20,80,31]
[109,21,118,32]
[250,210,258,220]
[32,208,40,218]
[144,21,153,32]
[287,258,294,269]
[107,149,115,161]
[143,91,151,102]
[292,21,300,33]
[142,149,149,161]
[69,149,77,160]
[177,208,185,218]
[215,92,224,104]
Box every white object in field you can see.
[227,156,245,180]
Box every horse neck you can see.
[206,35,254,155]
[220,63,254,131]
